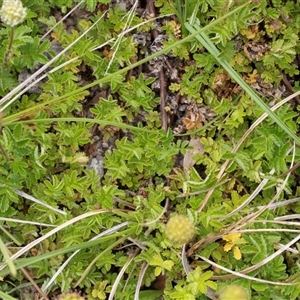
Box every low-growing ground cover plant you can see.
[0,0,300,299]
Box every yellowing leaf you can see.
[245,69,258,84]
[51,32,60,41]
[149,254,174,272]
[233,246,242,260]
[155,266,162,276]
[224,242,233,252]
[162,260,174,271]
[222,233,245,260]
[222,232,242,243]
[149,254,163,266]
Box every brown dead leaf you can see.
[182,113,202,130]
[243,41,269,61]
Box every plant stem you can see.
[4,27,15,66]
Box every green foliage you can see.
[0,0,299,299]
[118,74,160,113]
[103,130,181,188]
[90,95,127,125]
[167,268,216,299]
[148,253,174,276]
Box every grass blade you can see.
[185,22,300,145]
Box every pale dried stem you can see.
[134,262,148,300]
[108,248,140,300]
[0,14,105,111]
[226,143,295,232]
[141,198,169,227]
[6,248,49,300]
[210,230,300,281]
[188,144,295,256]
[221,168,275,220]
[200,254,297,285]
[197,90,300,213]
[105,0,138,75]
[0,14,166,111]
[41,1,84,40]
[0,217,55,227]
[44,221,131,292]
[0,210,110,271]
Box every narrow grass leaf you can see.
[184,22,300,145]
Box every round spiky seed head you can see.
[0,0,27,27]
[59,292,85,300]
[165,214,195,246]
[219,285,249,300]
